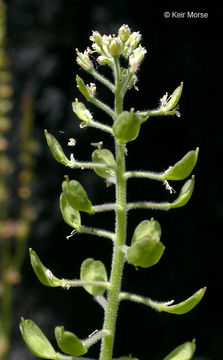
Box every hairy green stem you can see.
[99,57,126,360]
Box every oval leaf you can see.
[60,193,81,230]
[112,109,140,144]
[62,177,94,214]
[127,238,165,268]
[44,130,69,166]
[170,176,195,209]
[163,340,196,360]
[20,318,56,359]
[152,287,206,314]
[162,148,199,181]
[92,148,116,179]
[80,258,108,297]
[55,326,87,357]
[29,248,62,287]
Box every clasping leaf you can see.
[127,219,165,268]
[20,318,56,359]
[162,148,199,181]
[163,339,196,360]
[80,258,108,297]
[55,326,87,356]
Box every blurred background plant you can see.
[0,1,38,358]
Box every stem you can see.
[99,57,126,360]
[127,201,171,211]
[125,170,164,181]
[90,69,115,93]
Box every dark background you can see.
[4,0,219,359]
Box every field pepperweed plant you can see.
[20,25,206,360]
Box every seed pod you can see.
[162,148,199,181]
[151,287,206,314]
[62,177,94,214]
[44,130,69,165]
[76,75,90,99]
[170,176,195,209]
[112,109,141,144]
[127,219,165,268]
[29,249,62,287]
[80,258,108,297]
[72,99,92,125]
[20,318,56,359]
[60,193,81,230]
[55,326,87,357]
[163,339,196,360]
[163,82,183,112]
[92,148,116,179]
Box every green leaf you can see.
[162,148,199,181]
[72,98,92,124]
[170,176,195,209]
[55,326,87,357]
[127,219,165,268]
[62,177,94,214]
[163,340,196,360]
[29,248,62,287]
[60,193,81,231]
[152,287,206,314]
[44,130,69,166]
[112,109,141,144]
[92,148,116,179]
[20,318,56,359]
[80,258,108,297]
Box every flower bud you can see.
[163,340,196,360]
[162,148,199,181]
[97,55,112,66]
[80,258,108,297]
[123,31,141,58]
[127,219,165,268]
[129,45,147,72]
[29,249,62,287]
[76,48,93,72]
[44,130,69,166]
[20,318,56,359]
[90,31,103,46]
[118,24,131,42]
[60,193,81,230]
[62,176,94,214]
[72,99,93,125]
[112,109,141,144]
[108,37,123,57]
[55,326,87,357]
[92,148,116,179]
